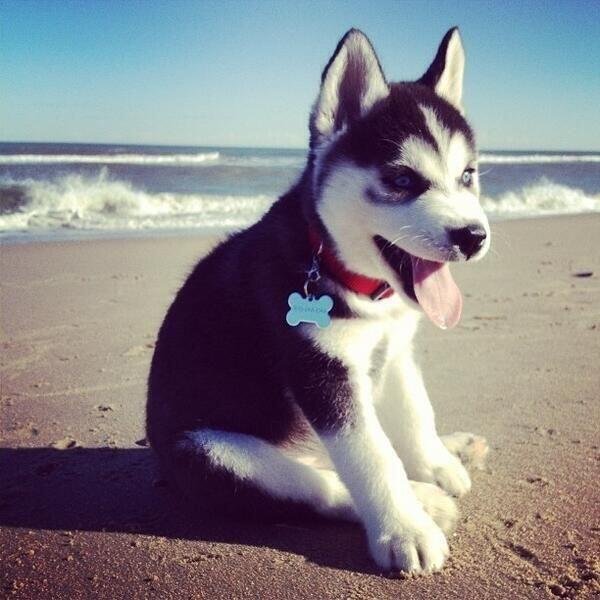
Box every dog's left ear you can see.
[419,27,465,112]
[310,29,389,145]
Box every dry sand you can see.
[1,214,599,599]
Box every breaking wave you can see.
[0,172,274,234]
[0,152,305,168]
[0,173,598,237]
[479,153,600,164]
[0,152,220,166]
[1,151,598,167]
[482,178,600,219]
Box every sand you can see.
[1,214,599,599]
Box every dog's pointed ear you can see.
[310,29,388,144]
[419,27,465,111]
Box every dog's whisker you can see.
[386,234,408,248]
[380,226,416,251]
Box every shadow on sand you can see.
[0,447,376,574]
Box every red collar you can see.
[308,228,394,301]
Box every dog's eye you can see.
[380,167,427,199]
[461,168,475,187]
[394,175,414,190]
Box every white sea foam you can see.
[0,152,305,168]
[1,151,598,167]
[0,172,274,233]
[482,178,600,219]
[222,155,305,168]
[1,173,598,237]
[0,152,221,166]
[479,153,600,164]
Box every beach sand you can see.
[1,215,599,599]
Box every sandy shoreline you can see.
[1,215,599,599]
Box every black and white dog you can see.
[147,27,490,575]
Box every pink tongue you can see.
[410,257,463,329]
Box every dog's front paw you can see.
[367,514,449,574]
[431,454,471,497]
[410,481,458,535]
[410,450,472,497]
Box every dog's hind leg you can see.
[164,428,458,532]
[170,428,358,521]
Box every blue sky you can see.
[2,0,599,150]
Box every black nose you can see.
[448,225,487,259]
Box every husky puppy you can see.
[147,27,490,574]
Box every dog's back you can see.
[146,182,324,516]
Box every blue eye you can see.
[383,169,426,197]
[394,175,413,188]
[461,169,475,187]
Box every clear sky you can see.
[2,0,599,150]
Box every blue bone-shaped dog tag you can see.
[286,292,333,329]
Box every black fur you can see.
[160,432,319,522]
[147,181,335,445]
[146,177,359,516]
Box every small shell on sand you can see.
[50,436,80,450]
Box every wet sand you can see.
[1,214,599,599]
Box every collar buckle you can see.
[370,282,392,301]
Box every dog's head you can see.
[309,28,490,328]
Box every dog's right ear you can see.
[310,29,389,146]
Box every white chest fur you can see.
[302,303,421,391]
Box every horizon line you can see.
[1,139,600,154]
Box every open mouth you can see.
[373,235,463,329]
[373,235,417,302]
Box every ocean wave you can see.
[0,151,305,168]
[4,150,598,167]
[221,155,305,168]
[0,172,274,233]
[482,178,600,218]
[1,173,598,236]
[479,153,600,164]
[0,152,220,166]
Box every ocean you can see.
[1,142,599,243]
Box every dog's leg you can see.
[327,422,459,571]
[376,343,475,497]
[291,348,453,574]
[177,429,357,521]
[319,393,450,573]
[175,428,456,536]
